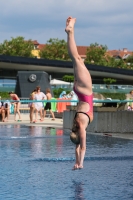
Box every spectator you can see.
[9,92,22,121]
[43,88,55,120]
[0,100,5,122]
[3,100,11,122]
[127,90,133,110]
[29,89,36,123]
[69,91,78,106]
[59,91,67,98]
[34,86,46,123]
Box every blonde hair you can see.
[70,131,80,145]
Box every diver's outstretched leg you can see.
[65,17,92,94]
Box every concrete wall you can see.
[63,110,133,133]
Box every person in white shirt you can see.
[34,86,46,123]
[69,91,78,106]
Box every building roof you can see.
[32,40,40,45]
[38,44,46,50]
[32,40,133,60]
[77,46,88,58]
[107,49,133,59]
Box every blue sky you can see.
[0,0,133,50]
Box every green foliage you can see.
[85,43,108,66]
[39,38,70,60]
[103,78,116,85]
[52,89,126,100]
[126,55,133,68]
[0,91,127,101]
[126,54,133,63]
[0,92,10,99]
[108,57,127,68]
[53,88,64,98]
[0,36,34,57]
[52,88,71,98]
[85,42,129,69]
[101,93,126,100]
[62,75,74,82]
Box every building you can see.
[0,40,133,92]
[31,40,133,61]
[107,48,133,60]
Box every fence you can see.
[1,82,133,93]
[1,98,133,115]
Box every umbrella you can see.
[50,79,70,85]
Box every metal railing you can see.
[1,99,133,103]
[1,98,132,115]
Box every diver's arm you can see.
[73,144,80,170]
[78,127,86,168]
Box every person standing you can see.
[34,86,46,122]
[9,92,22,121]
[65,17,93,170]
[0,100,5,122]
[29,89,36,123]
[127,90,133,110]
[43,88,55,120]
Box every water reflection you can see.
[0,125,132,159]
[0,125,64,158]
[26,126,63,157]
[0,125,133,200]
[13,124,21,136]
[72,181,85,200]
[29,126,43,136]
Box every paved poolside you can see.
[0,114,63,128]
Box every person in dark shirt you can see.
[43,88,55,120]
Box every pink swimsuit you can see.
[74,86,93,122]
[12,97,18,100]
[12,96,19,103]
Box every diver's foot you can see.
[72,163,79,170]
[78,165,83,169]
[72,164,83,170]
[65,17,76,34]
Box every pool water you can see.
[0,125,133,200]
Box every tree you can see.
[85,42,128,69]
[108,57,127,69]
[0,36,34,57]
[126,55,133,68]
[62,75,74,82]
[85,43,108,66]
[126,55,133,63]
[39,38,70,60]
[103,78,116,88]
